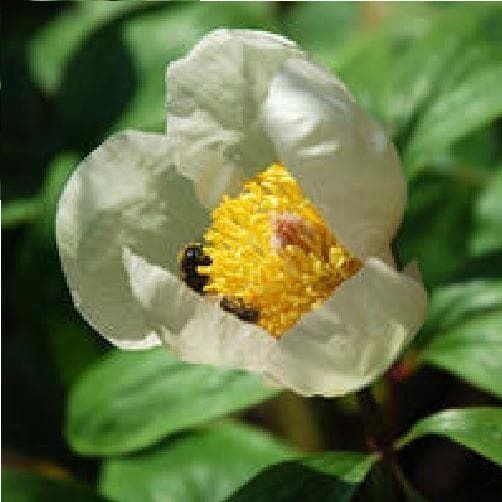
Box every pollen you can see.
[198,163,362,338]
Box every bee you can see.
[178,243,259,324]
[178,243,211,293]
[220,296,260,324]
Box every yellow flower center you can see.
[198,163,362,337]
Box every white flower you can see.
[56,30,427,397]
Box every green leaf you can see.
[2,152,77,235]
[282,2,359,70]
[2,198,40,229]
[35,151,79,243]
[100,423,295,502]
[67,349,278,455]
[405,63,502,174]
[48,317,106,388]
[399,174,477,287]
[28,1,142,94]
[336,10,432,123]
[471,169,502,256]
[228,451,376,502]
[336,29,395,120]
[422,310,502,398]
[398,407,502,466]
[2,469,104,502]
[29,2,275,146]
[382,6,491,131]
[422,279,502,338]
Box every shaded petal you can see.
[122,247,200,334]
[167,29,306,208]
[122,248,274,372]
[266,258,427,397]
[173,300,274,372]
[56,131,209,348]
[264,58,406,258]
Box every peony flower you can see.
[56,29,427,397]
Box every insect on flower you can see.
[56,29,427,397]
[177,243,211,294]
[178,242,260,323]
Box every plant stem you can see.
[390,462,428,502]
[357,386,393,459]
[357,385,426,501]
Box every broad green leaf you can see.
[2,198,40,229]
[67,349,278,455]
[382,6,491,131]
[398,407,502,466]
[229,451,376,502]
[282,2,359,70]
[335,29,395,120]
[436,42,501,96]
[100,423,295,502]
[471,169,502,256]
[422,310,502,398]
[2,469,104,502]
[405,64,502,174]
[421,279,502,339]
[336,9,431,122]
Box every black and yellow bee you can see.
[178,243,259,324]
[177,243,211,294]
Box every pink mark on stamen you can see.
[271,212,314,251]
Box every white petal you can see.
[264,58,406,258]
[122,247,201,334]
[56,131,209,348]
[122,247,274,372]
[266,258,427,397]
[166,29,306,208]
[173,301,274,372]
[167,29,405,257]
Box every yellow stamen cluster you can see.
[199,163,362,338]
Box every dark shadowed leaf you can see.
[2,470,104,502]
[399,173,477,287]
[398,407,502,466]
[2,152,77,234]
[28,1,142,94]
[471,170,502,256]
[29,2,274,146]
[228,451,376,502]
[48,317,106,388]
[67,349,278,455]
[100,423,295,502]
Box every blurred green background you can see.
[2,2,502,501]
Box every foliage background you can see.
[2,2,502,501]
